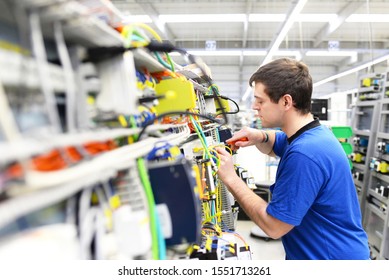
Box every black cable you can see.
[218,95,240,115]
[167,45,228,126]
[87,40,230,138]
[87,42,228,123]
[136,111,223,142]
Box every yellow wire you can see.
[131,22,162,42]
[223,231,250,250]
[223,145,233,155]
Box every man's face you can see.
[251,82,284,128]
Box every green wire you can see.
[190,116,207,150]
[154,52,173,70]
[190,116,213,160]
[137,157,159,260]
[165,53,175,72]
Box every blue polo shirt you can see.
[266,120,370,260]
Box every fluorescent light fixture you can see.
[249,14,285,22]
[298,14,337,22]
[122,15,152,23]
[261,0,307,66]
[306,50,358,62]
[159,14,246,23]
[306,50,357,57]
[125,13,341,24]
[249,13,337,22]
[187,50,243,56]
[346,14,389,23]
[313,53,389,88]
[242,50,267,56]
[275,50,302,60]
[170,49,299,58]
[169,50,243,57]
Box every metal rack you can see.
[0,0,248,261]
[351,71,389,259]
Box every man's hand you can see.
[215,147,239,186]
[226,127,263,151]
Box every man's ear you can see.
[283,94,293,108]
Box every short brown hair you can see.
[249,58,312,114]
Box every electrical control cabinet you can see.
[0,0,250,261]
[352,71,389,259]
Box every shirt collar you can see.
[287,118,321,144]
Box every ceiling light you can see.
[242,50,267,56]
[249,13,337,22]
[306,51,357,57]
[346,14,389,23]
[275,50,302,60]
[298,14,337,22]
[261,0,307,66]
[306,50,358,62]
[159,14,246,23]
[170,49,299,58]
[313,53,389,88]
[187,50,243,56]
[248,14,285,22]
[122,15,152,23]
[124,13,340,24]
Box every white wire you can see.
[0,79,21,142]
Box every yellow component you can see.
[362,78,371,87]
[354,153,363,163]
[168,146,181,158]
[136,81,144,90]
[193,147,203,153]
[379,161,389,173]
[87,96,95,106]
[104,209,113,231]
[229,243,236,254]
[0,40,30,55]
[91,192,99,204]
[118,115,128,127]
[144,79,156,89]
[193,164,204,199]
[154,77,196,114]
[215,98,230,113]
[205,237,212,252]
[186,246,194,256]
[109,195,121,209]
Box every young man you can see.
[215,58,370,260]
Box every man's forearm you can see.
[255,130,276,157]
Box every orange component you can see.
[228,137,248,145]
[31,150,67,171]
[65,147,83,163]
[84,140,116,155]
[5,163,23,178]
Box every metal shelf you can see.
[352,130,371,136]
[38,0,124,47]
[377,132,389,140]
[132,48,165,73]
[0,49,66,92]
[367,202,386,221]
[354,179,363,188]
[372,172,389,185]
[368,189,389,205]
[358,86,381,93]
[0,124,190,228]
[355,100,381,107]
[352,162,366,170]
